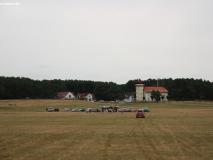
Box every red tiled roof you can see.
[78,93,93,98]
[144,87,168,93]
[78,93,88,97]
[57,92,73,98]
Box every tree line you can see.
[0,76,213,100]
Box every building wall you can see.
[85,94,93,101]
[144,92,168,102]
[144,92,152,101]
[136,84,144,102]
[64,92,75,99]
[161,93,168,101]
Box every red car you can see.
[136,110,145,118]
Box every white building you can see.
[84,93,94,101]
[136,84,168,102]
[123,93,135,103]
[57,92,75,100]
[78,93,94,101]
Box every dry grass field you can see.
[0,100,213,160]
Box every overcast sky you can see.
[0,0,213,83]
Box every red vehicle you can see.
[136,110,145,118]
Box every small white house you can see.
[85,93,94,101]
[57,92,75,100]
[78,93,94,101]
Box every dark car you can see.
[143,107,150,112]
[79,108,86,112]
[136,110,145,118]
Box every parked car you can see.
[136,109,145,118]
[131,108,138,112]
[86,108,92,112]
[64,108,71,112]
[143,107,150,112]
[71,108,78,112]
[46,107,59,112]
[118,108,131,112]
[79,108,86,112]
[91,108,101,112]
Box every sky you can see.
[0,0,213,84]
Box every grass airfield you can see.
[0,100,213,160]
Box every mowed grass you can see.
[0,100,213,160]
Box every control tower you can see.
[136,84,144,102]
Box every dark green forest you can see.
[0,76,213,100]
